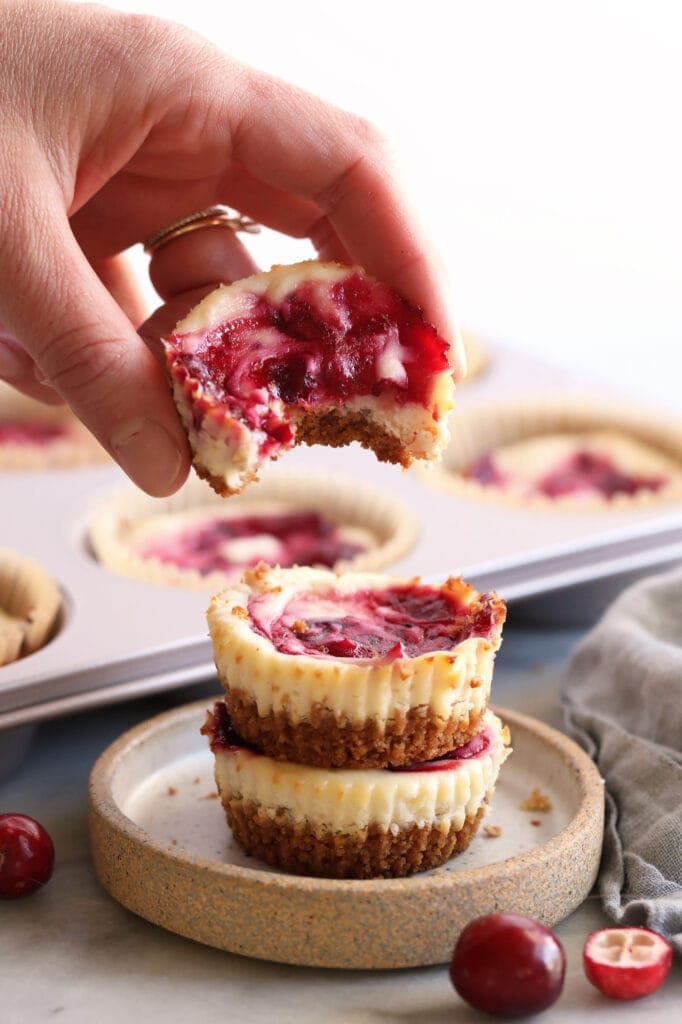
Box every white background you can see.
[85,0,681,411]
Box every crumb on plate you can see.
[520,787,552,812]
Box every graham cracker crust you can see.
[225,687,484,769]
[193,459,259,498]
[295,408,413,467]
[224,799,486,879]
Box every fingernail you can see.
[110,417,184,496]
[0,339,30,381]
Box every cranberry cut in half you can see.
[449,913,566,1019]
[583,927,673,1001]
[0,813,55,899]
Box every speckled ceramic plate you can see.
[89,700,604,970]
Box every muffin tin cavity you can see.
[0,382,108,470]
[430,398,682,510]
[87,471,419,590]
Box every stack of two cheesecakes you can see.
[202,563,511,879]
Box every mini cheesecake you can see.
[0,549,61,666]
[202,702,511,879]
[119,505,371,579]
[207,565,506,769]
[466,431,679,502]
[0,404,106,470]
[164,261,457,495]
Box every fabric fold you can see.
[562,566,682,952]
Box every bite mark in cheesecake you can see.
[164,261,457,495]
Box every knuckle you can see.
[348,115,389,158]
[38,323,126,408]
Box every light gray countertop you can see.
[1,627,680,1024]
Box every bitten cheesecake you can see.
[202,702,511,879]
[163,261,457,495]
[466,431,679,502]
[207,565,506,769]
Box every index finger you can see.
[205,66,461,365]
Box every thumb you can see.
[0,185,190,496]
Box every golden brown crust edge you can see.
[223,799,486,879]
[191,459,258,498]
[224,687,485,769]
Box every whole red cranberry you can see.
[450,912,566,1019]
[0,813,55,899]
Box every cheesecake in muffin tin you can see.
[0,383,107,470]
[434,399,682,510]
[0,549,61,666]
[466,430,680,502]
[207,564,506,769]
[89,472,418,591]
[100,503,372,582]
[164,261,458,496]
[202,701,511,879]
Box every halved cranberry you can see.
[450,913,566,1018]
[0,813,55,899]
[583,927,673,1000]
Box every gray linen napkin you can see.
[561,565,682,952]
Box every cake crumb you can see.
[484,824,502,838]
[530,819,542,827]
[231,605,249,619]
[292,619,308,634]
[167,786,177,796]
[202,791,219,801]
[171,839,178,846]
[193,777,201,785]
[520,787,552,812]
[469,677,483,688]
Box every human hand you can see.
[0,0,460,496]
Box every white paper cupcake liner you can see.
[460,329,490,383]
[423,396,682,512]
[88,469,419,590]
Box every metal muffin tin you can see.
[1,343,680,731]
